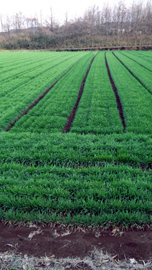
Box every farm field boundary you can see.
[0,222,151,269]
[56,45,152,51]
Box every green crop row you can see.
[0,52,90,131]
[0,163,151,225]
[11,52,96,133]
[71,52,123,134]
[0,53,67,85]
[0,51,152,227]
[129,50,152,62]
[0,51,38,71]
[0,132,152,167]
[119,51,152,72]
[0,52,86,97]
[114,51,152,94]
[106,51,152,134]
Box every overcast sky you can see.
[1,0,139,24]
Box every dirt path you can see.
[0,223,151,269]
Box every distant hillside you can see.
[0,2,152,50]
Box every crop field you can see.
[0,50,152,227]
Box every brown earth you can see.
[5,60,78,132]
[0,222,152,262]
[105,53,126,131]
[63,54,97,133]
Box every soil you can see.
[112,52,152,97]
[5,61,76,132]
[63,54,96,133]
[105,53,126,131]
[0,222,152,269]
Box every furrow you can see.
[62,54,97,133]
[105,53,126,132]
[113,52,152,96]
[5,62,80,132]
[119,51,152,73]
[1,55,77,99]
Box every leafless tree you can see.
[2,15,12,35]
[102,4,111,41]
[0,14,3,32]
[144,0,152,34]
[13,12,25,31]
[131,1,143,44]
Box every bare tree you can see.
[40,10,43,27]
[131,1,143,44]
[115,1,127,43]
[0,14,3,32]
[102,4,111,41]
[44,7,57,31]
[3,15,12,35]
[13,12,25,32]
[145,0,152,34]
[65,11,68,25]
[50,7,54,31]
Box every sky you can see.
[0,0,136,24]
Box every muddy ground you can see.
[0,222,152,269]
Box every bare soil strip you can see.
[0,222,151,270]
[5,60,82,132]
[105,53,126,132]
[113,52,152,96]
[62,54,97,133]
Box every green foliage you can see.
[106,51,152,134]
[0,51,90,130]
[0,51,152,227]
[71,52,123,134]
[12,52,96,132]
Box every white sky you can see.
[0,0,136,24]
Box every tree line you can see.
[0,1,152,50]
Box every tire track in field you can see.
[105,53,126,132]
[62,54,97,133]
[5,58,84,132]
[113,52,152,96]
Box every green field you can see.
[0,50,152,226]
